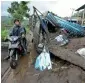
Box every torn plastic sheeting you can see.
[55,35,69,46]
[35,47,52,71]
[76,48,85,59]
[55,35,64,42]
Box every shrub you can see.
[1,29,9,41]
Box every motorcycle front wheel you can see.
[9,50,18,69]
[10,60,17,69]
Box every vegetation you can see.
[1,29,9,41]
[7,1,30,21]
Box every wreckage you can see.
[30,6,85,70]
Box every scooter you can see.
[7,34,27,69]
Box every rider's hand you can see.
[22,34,25,38]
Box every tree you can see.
[7,1,30,21]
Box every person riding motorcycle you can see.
[10,19,26,36]
[5,19,27,60]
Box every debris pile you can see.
[32,7,85,70]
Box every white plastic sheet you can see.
[76,48,85,59]
[55,35,64,42]
[55,35,69,46]
[35,47,52,71]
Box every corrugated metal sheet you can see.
[46,13,85,36]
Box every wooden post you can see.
[82,8,85,25]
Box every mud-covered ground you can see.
[1,32,85,83]
[1,47,9,77]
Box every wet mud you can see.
[2,43,85,83]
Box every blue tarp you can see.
[46,13,85,36]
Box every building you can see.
[76,4,85,25]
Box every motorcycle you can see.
[7,34,27,69]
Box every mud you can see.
[66,37,85,51]
[2,42,85,83]
[1,47,9,77]
[1,32,85,83]
[21,65,85,83]
[49,36,85,70]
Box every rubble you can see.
[32,7,85,70]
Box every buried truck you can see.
[30,6,85,70]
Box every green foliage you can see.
[1,16,13,25]
[1,29,9,41]
[7,1,30,21]
[21,20,30,33]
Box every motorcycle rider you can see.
[5,19,27,60]
[10,19,26,35]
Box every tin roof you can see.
[76,4,85,11]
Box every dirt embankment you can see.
[48,37,85,70]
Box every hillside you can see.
[1,16,13,28]
[1,16,12,23]
[1,16,29,25]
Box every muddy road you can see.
[1,46,9,77]
[1,43,85,83]
[2,42,36,83]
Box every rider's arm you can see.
[24,27,26,35]
[20,26,26,35]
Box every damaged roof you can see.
[76,4,85,11]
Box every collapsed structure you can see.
[31,6,85,70]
